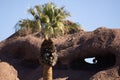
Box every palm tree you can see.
[14,2,82,80]
[36,3,73,80]
[37,3,68,80]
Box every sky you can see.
[0,0,120,41]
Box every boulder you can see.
[0,62,19,80]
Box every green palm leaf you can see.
[15,2,82,38]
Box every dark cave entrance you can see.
[70,51,116,71]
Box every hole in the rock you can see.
[84,57,97,64]
[70,52,116,71]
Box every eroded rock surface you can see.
[0,27,120,80]
[0,62,19,80]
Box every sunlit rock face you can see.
[0,27,120,80]
[0,62,19,80]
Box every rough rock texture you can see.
[0,27,120,80]
[0,62,19,80]
[90,67,120,80]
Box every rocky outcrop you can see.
[0,27,120,80]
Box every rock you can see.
[0,62,19,80]
[90,67,120,80]
[0,27,120,80]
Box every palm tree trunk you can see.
[40,38,58,80]
[43,65,52,80]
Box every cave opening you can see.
[70,51,116,71]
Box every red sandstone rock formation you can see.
[0,62,19,80]
[0,27,120,80]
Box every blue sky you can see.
[0,0,120,41]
